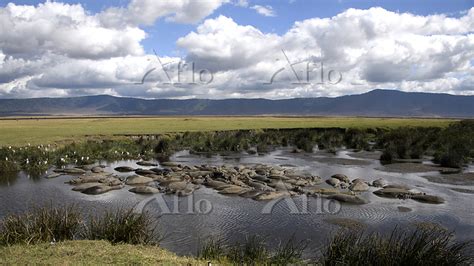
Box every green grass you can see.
[0,240,206,265]
[0,116,455,146]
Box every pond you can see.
[0,148,473,258]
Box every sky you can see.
[0,0,473,99]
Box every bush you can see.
[83,208,158,245]
[321,227,472,266]
[0,205,82,245]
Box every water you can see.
[1,148,473,257]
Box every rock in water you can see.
[67,174,106,184]
[91,166,104,173]
[160,162,178,167]
[219,185,250,195]
[136,161,158,167]
[327,194,369,204]
[411,194,445,204]
[270,181,294,191]
[81,185,123,195]
[72,182,103,192]
[248,181,275,191]
[45,173,62,179]
[168,181,188,191]
[303,187,344,195]
[252,175,269,183]
[331,174,350,183]
[384,184,411,190]
[397,206,412,212]
[326,178,340,187]
[114,166,135,172]
[372,178,387,187]
[100,177,123,186]
[135,169,156,176]
[205,179,229,189]
[129,186,160,194]
[349,182,369,192]
[254,191,290,201]
[239,190,264,198]
[55,168,86,175]
[351,178,366,184]
[125,175,153,185]
[373,188,414,198]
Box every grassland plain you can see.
[0,116,456,146]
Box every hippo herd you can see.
[53,161,445,205]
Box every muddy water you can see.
[0,148,473,257]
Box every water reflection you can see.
[0,171,19,186]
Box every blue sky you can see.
[0,0,473,98]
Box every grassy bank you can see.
[0,240,204,265]
[0,116,454,146]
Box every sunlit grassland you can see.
[0,116,456,146]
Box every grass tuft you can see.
[82,208,159,245]
[0,205,82,245]
[198,235,307,264]
[321,227,473,266]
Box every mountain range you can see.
[0,89,473,117]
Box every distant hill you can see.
[0,89,473,117]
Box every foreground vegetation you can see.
[0,116,454,146]
[197,227,473,265]
[1,206,471,265]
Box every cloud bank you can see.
[0,1,473,99]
